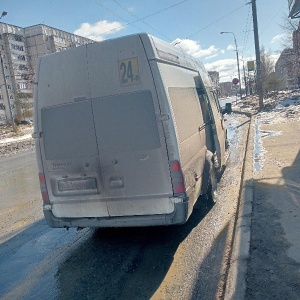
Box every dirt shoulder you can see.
[0,126,34,158]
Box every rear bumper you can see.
[43,201,189,228]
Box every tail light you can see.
[170,160,186,195]
[39,172,49,204]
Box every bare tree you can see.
[265,72,285,92]
[260,47,285,92]
[280,13,298,49]
[260,47,274,92]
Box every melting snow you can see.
[232,92,300,172]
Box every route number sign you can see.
[119,57,140,86]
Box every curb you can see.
[224,115,254,299]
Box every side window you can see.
[196,88,211,124]
[210,91,222,114]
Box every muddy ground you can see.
[0,126,34,158]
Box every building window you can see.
[19,65,29,71]
[21,74,29,80]
[19,83,27,90]
[14,35,23,42]
[18,55,26,61]
[11,44,24,51]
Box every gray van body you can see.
[33,33,227,228]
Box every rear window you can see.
[92,90,160,153]
[41,101,98,160]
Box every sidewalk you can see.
[245,119,300,299]
[224,93,300,300]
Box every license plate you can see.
[58,178,97,192]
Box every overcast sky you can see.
[1,0,294,83]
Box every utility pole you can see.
[220,31,242,99]
[0,11,13,128]
[242,58,248,96]
[251,0,263,109]
[0,53,14,129]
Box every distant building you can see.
[0,22,93,125]
[219,82,233,97]
[208,71,220,95]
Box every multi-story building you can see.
[0,22,93,125]
[208,71,220,96]
[219,82,233,98]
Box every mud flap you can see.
[201,150,217,203]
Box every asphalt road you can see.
[0,113,249,300]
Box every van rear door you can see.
[56,35,173,218]
[91,90,173,216]
[38,35,175,219]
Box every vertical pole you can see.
[234,37,242,99]
[248,69,251,95]
[251,0,263,108]
[242,58,247,96]
[0,53,14,129]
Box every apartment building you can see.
[208,71,220,96]
[0,22,93,125]
[219,82,234,98]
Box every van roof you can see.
[38,32,206,71]
[36,33,212,89]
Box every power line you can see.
[261,1,287,34]
[241,4,252,54]
[186,2,251,39]
[91,0,188,38]
[112,0,172,41]
[91,0,143,32]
